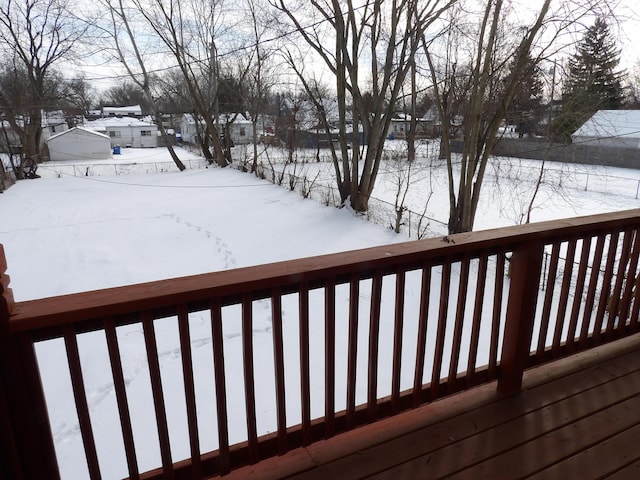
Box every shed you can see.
[46,127,112,161]
[571,110,640,148]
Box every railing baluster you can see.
[466,254,488,384]
[270,288,287,454]
[391,269,406,413]
[566,238,592,351]
[448,257,470,390]
[142,311,174,479]
[367,271,383,421]
[324,279,336,438]
[412,266,431,407]
[63,324,102,479]
[606,229,634,335]
[630,267,640,332]
[104,318,139,480]
[580,234,606,344]
[618,229,640,325]
[177,305,201,478]
[430,262,451,399]
[489,253,506,377]
[346,274,359,429]
[552,239,577,352]
[210,299,230,474]
[298,284,311,446]
[593,232,620,341]
[536,243,560,356]
[241,294,258,463]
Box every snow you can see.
[2,144,640,479]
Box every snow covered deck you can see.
[3,209,640,479]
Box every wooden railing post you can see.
[0,245,60,480]
[498,241,544,395]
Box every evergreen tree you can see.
[553,17,625,142]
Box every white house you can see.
[46,127,112,161]
[180,113,257,146]
[572,110,640,148]
[102,105,143,118]
[84,117,158,148]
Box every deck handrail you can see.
[2,209,640,479]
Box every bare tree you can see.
[424,0,554,233]
[104,0,186,170]
[0,0,88,178]
[129,0,238,166]
[273,0,455,212]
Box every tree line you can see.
[0,0,633,232]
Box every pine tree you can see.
[553,18,625,142]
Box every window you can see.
[239,127,246,136]
[141,130,152,136]
[109,131,121,138]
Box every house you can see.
[84,117,158,148]
[571,110,640,148]
[102,105,143,118]
[46,127,112,161]
[180,113,257,146]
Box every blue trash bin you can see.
[113,145,121,154]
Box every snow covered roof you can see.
[48,126,111,142]
[84,117,156,130]
[103,105,142,116]
[572,110,640,140]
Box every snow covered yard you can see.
[3,145,640,479]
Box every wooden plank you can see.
[446,395,640,480]
[63,325,102,479]
[412,266,431,407]
[466,254,488,383]
[177,305,201,478]
[531,423,640,479]
[142,312,174,479]
[390,269,406,413]
[367,272,383,421]
[488,253,505,376]
[430,262,451,399]
[270,289,287,454]
[298,285,311,446]
[537,243,561,356]
[606,459,640,480]
[346,276,359,428]
[241,295,258,463]
[580,234,606,343]
[209,339,640,480]
[210,299,230,473]
[566,237,591,350]
[324,280,336,438]
[104,318,139,479]
[286,344,640,480]
[448,257,470,388]
[498,241,544,394]
[552,238,577,352]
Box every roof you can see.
[47,126,111,142]
[572,110,640,140]
[103,105,142,115]
[84,117,156,130]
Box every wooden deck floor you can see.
[219,333,640,480]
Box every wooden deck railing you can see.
[2,209,640,480]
